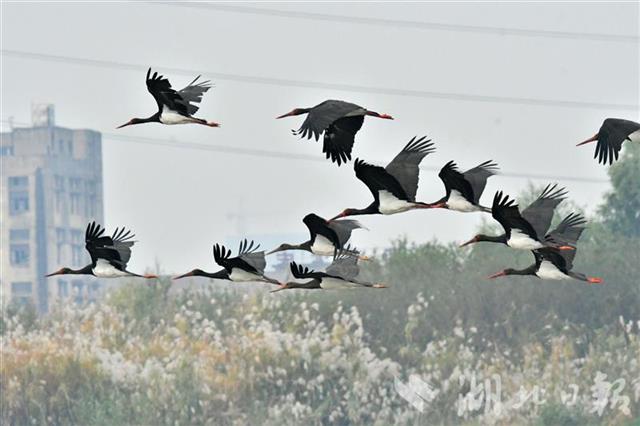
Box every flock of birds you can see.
[46,69,640,291]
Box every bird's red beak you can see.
[587,277,603,284]
[577,133,598,146]
[430,202,447,209]
[276,110,295,119]
[117,120,133,129]
[330,211,347,221]
[173,271,194,280]
[487,271,506,279]
[557,245,575,251]
[144,274,159,279]
[45,268,64,277]
[379,113,394,120]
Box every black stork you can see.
[331,136,437,219]
[268,213,367,258]
[577,118,640,165]
[46,221,157,279]
[276,99,393,166]
[460,184,575,250]
[271,246,386,292]
[488,213,603,284]
[117,68,219,128]
[173,239,279,285]
[429,160,499,213]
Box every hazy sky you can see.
[2,2,639,274]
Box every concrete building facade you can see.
[1,104,104,313]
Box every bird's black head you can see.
[487,268,512,279]
[276,108,310,119]
[460,234,504,247]
[173,269,205,280]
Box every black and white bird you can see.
[331,136,437,219]
[276,99,393,165]
[460,185,576,250]
[488,214,603,284]
[173,239,279,284]
[577,118,640,165]
[429,160,499,212]
[272,246,386,292]
[118,68,219,128]
[267,213,367,258]
[46,221,157,279]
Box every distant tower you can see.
[1,104,104,313]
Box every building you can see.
[1,104,104,313]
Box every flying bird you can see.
[173,239,279,284]
[272,246,386,292]
[460,185,576,250]
[46,221,157,279]
[429,160,499,212]
[118,68,219,128]
[331,136,437,219]
[276,99,393,165]
[487,214,602,284]
[268,213,367,258]
[577,118,640,165]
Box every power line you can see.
[1,120,609,184]
[2,48,638,112]
[150,2,640,44]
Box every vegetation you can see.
[2,145,639,425]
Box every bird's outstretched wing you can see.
[355,159,408,202]
[85,221,135,269]
[213,243,232,268]
[595,118,640,165]
[438,161,474,201]
[295,100,364,141]
[146,68,188,115]
[521,184,567,238]
[535,248,572,274]
[325,245,360,281]
[290,262,318,279]
[463,160,499,204]
[327,218,366,247]
[236,239,266,274]
[545,213,586,251]
[385,136,435,202]
[491,191,537,237]
[322,115,365,165]
[177,75,212,115]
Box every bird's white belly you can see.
[507,229,543,250]
[311,235,336,256]
[320,277,361,289]
[536,261,570,280]
[160,107,192,125]
[229,268,263,282]
[447,190,480,212]
[92,259,129,278]
[628,129,640,143]
[378,190,413,215]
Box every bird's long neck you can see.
[75,264,95,275]
[288,241,312,252]
[512,265,538,276]
[137,113,161,124]
[478,234,507,244]
[347,203,379,217]
[290,279,321,289]
[204,269,229,279]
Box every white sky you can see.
[2,2,639,274]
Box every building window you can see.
[10,244,30,266]
[70,193,82,215]
[69,177,82,215]
[54,175,65,212]
[58,280,69,298]
[8,176,29,215]
[56,228,67,263]
[11,282,32,305]
[71,230,84,266]
[1,145,14,156]
[10,229,30,240]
